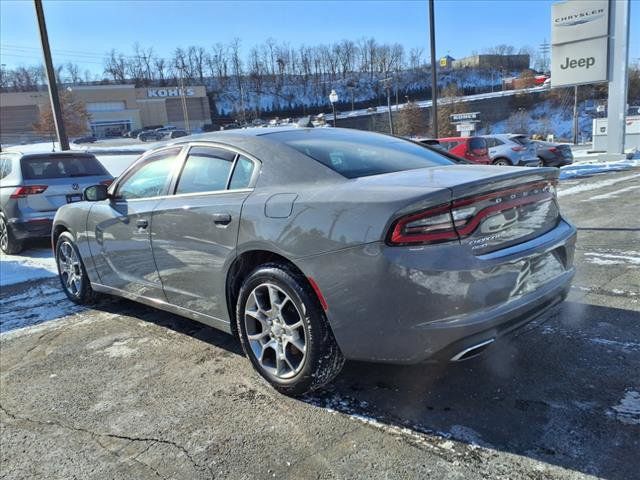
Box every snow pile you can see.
[557,172,640,196]
[0,248,58,287]
[560,158,640,180]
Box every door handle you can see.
[136,219,149,229]
[212,213,232,225]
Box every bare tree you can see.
[33,90,91,137]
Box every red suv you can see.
[437,136,491,164]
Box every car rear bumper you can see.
[8,215,54,240]
[297,219,576,364]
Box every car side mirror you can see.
[84,184,109,201]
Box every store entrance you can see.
[90,120,132,138]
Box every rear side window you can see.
[21,154,108,180]
[175,146,236,194]
[271,130,452,179]
[0,155,13,179]
[468,137,487,150]
[229,155,255,189]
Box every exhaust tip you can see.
[450,338,495,362]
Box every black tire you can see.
[0,214,22,255]
[236,263,345,396]
[492,158,512,166]
[55,232,95,304]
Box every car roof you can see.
[12,151,97,159]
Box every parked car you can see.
[437,136,491,164]
[72,136,97,144]
[0,151,112,254]
[137,130,164,142]
[124,128,144,138]
[482,134,542,167]
[167,129,189,139]
[52,127,575,395]
[155,126,177,133]
[220,123,241,131]
[532,140,573,167]
[413,137,446,151]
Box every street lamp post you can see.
[329,89,338,127]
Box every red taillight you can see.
[100,179,114,186]
[389,204,459,245]
[548,147,557,153]
[10,185,48,198]
[511,146,525,152]
[387,181,557,246]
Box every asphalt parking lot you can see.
[1,167,639,479]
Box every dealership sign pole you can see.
[606,0,630,155]
[33,0,69,151]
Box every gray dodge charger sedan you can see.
[52,127,576,395]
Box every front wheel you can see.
[236,263,345,396]
[0,215,22,255]
[55,232,94,304]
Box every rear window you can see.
[510,136,531,146]
[270,130,453,179]
[468,137,487,150]
[21,155,108,180]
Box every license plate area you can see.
[66,193,83,203]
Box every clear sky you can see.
[1,0,638,73]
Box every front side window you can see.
[117,148,181,200]
[175,146,236,194]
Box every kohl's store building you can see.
[0,84,212,144]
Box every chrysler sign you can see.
[147,87,195,98]
[551,0,609,45]
[550,0,610,88]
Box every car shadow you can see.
[87,297,639,480]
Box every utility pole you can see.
[539,39,551,73]
[382,78,394,135]
[429,0,438,138]
[177,60,191,132]
[572,85,579,145]
[34,0,69,150]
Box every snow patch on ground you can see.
[608,390,640,425]
[557,173,640,197]
[583,252,640,267]
[0,248,57,287]
[560,158,640,180]
[589,338,640,352]
[0,283,84,333]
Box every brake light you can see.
[389,204,459,245]
[387,181,556,246]
[100,179,114,186]
[511,146,525,152]
[471,148,487,156]
[10,185,48,198]
[548,147,557,153]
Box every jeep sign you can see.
[147,87,195,98]
[551,36,608,87]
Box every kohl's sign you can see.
[147,87,195,98]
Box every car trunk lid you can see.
[381,165,560,254]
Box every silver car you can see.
[52,128,576,395]
[482,134,542,167]
[0,151,113,254]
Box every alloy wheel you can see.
[58,241,83,297]
[244,283,307,379]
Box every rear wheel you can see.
[236,263,344,396]
[492,158,511,166]
[0,215,22,255]
[55,232,94,304]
